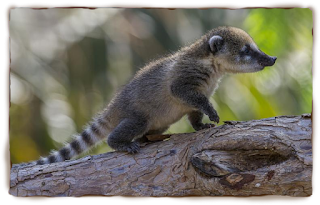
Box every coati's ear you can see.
[209,35,224,54]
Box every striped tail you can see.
[36,117,110,165]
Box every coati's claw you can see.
[195,123,215,131]
[202,123,215,129]
[214,116,220,124]
[126,142,140,154]
[209,113,220,124]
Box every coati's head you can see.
[207,26,277,73]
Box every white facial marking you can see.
[241,45,247,52]
[236,56,240,62]
[244,55,251,61]
[250,43,259,52]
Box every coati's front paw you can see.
[200,123,215,130]
[194,123,215,131]
[208,110,220,124]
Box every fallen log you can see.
[9,114,312,197]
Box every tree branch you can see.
[9,114,312,197]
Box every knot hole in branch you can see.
[190,149,290,178]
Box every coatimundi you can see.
[36,26,277,165]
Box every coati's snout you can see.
[258,54,277,67]
[207,27,277,73]
[252,49,277,70]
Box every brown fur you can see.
[36,26,276,165]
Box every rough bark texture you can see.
[9,114,312,197]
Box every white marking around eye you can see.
[240,45,247,52]
[250,43,259,51]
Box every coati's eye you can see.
[243,45,250,54]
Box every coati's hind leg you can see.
[107,117,148,153]
[188,110,215,131]
[146,126,169,135]
[135,126,169,143]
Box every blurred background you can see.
[9,8,312,164]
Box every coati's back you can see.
[107,53,190,131]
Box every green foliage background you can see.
[9,8,312,164]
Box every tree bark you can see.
[9,114,312,197]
